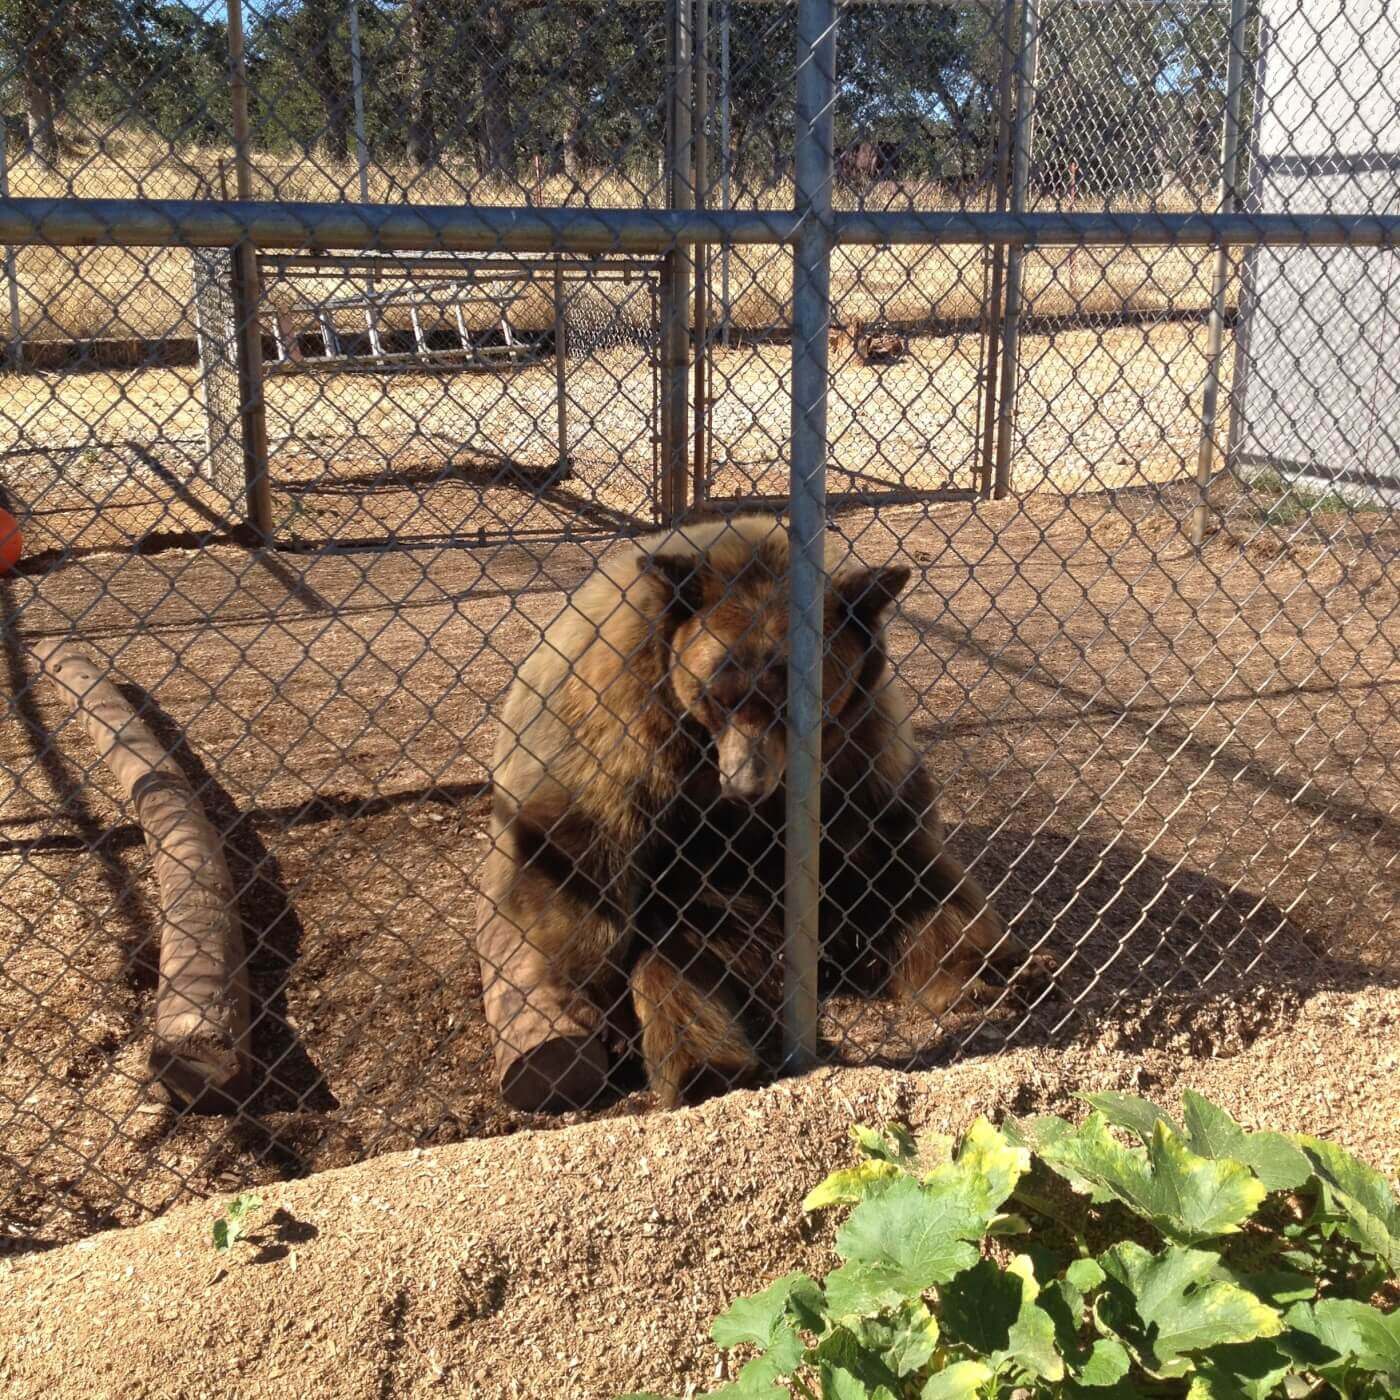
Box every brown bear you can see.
[477,513,1023,1110]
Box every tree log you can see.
[35,641,250,1110]
[475,891,609,1113]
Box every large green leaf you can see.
[805,1159,903,1211]
[710,1272,810,1392]
[918,1361,993,1399]
[1033,1114,1267,1242]
[1189,1339,1292,1400]
[712,1272,813,1352]
[1097,1242,1284,1378]
[828,1176,980,1312]
[1294,1136,1400,1274]
[830,1134,1022,1314]
[1180,1092,1312,1191]
[1079,1338,1132,1387]
[926,1117,1030,1212]
[939,1256,1065,1381]
[1081,1091,1182,1144]
[850,1300,940,1378]
[1287,1299,1400,1380]
[813,1326,904,1396]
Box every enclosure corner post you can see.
[785,0,837,1073]
[1192,0,1251,547]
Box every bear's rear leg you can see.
[630,942,760,1109]
[894,853,1030,1015]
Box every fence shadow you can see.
[833,822,1391,1074]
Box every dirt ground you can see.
[0,982,1395,1399]
[1,462,1396,1258]
[0,321,1220,560]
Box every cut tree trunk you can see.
[35,641,251,1110]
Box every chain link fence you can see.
[0,0,1396,1255]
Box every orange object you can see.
[0,507,20,573]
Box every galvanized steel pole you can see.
[785,0,837,1071]
[719,0,732,348]
[347,0,371,205]
[226,0,274,539]
[0,122,23,370]
[991,0,1039,501]
[692,0,710,504]
[660,0,694,521]
[554,257,569,476]
[1192,0,1250,547]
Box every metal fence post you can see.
[0,122,23,371]
[347,0,370,205]
[785,0,837,1071]
[992,0,1040,501]
[692,0,710,504]
[1192,0,1251,546]
[659,0,694,521]
[554,257,570,476]
[226,0,274,539]
[979,0,1019,497]
[719,0,732,348]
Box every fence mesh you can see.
[0,0,1396,1256]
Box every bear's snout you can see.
[715,721,783,801]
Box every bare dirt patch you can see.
[2,479,1396,1258]
[0,983,1396,1400]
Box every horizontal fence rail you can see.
[4,199,1400,252]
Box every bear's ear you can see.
[639,551,707,620]
[833,564,911,633]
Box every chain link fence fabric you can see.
[0,0,1396,1256]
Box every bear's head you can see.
[640,530,910,802]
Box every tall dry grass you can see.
[5,137,1221,343]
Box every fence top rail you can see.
[3,199,1400,252]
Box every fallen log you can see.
[34,641,250,1110]
[475,838,609,1113]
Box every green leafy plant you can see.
[211,1191,263,1252]
[622,1093,1399,1398]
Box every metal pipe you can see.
[226,0,256,202]
[719,0,732,347]
[226,0,273,538]
[991,0,1040,500]
[978,0,1018,497]
[2,200,1397,253]
[554,257,569,476]
[785,0,837,1072]
[347,0,383,355]
[347,0,370,204]
[692,0,709,504]
[659,0,694,520]
[1225,16,1273,480]
[0,121,23,370]
[1192,0,1250,547]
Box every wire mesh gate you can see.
[0,0,1396,1253]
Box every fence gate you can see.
[195,252,666,545]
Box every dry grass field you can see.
[5,141,1224,343]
